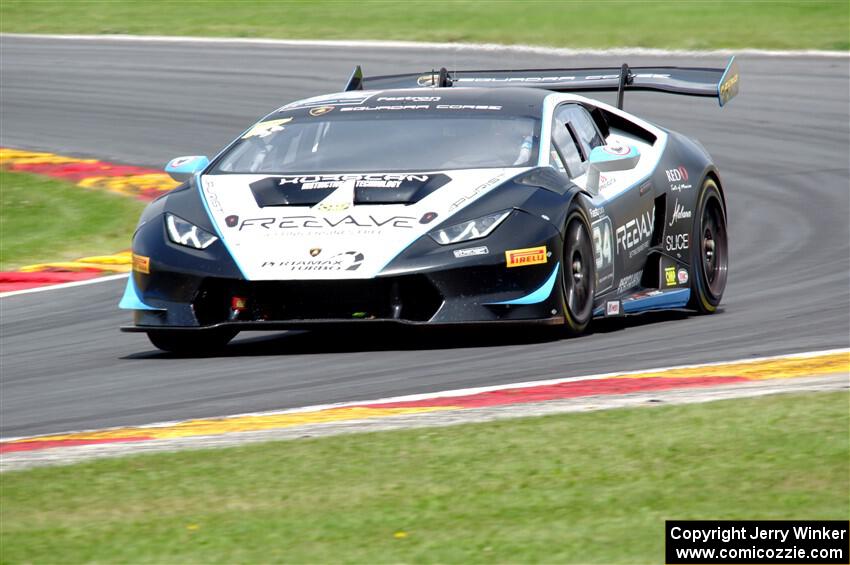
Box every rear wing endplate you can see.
[344,57,740,108]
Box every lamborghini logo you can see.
[309,106,334,117]
[309,248,322,257]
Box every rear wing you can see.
[344,57,740,108]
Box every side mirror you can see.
[586,144,640,194]
[165,155,210,182]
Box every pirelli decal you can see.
[132,253,150,274]
[505,246,547,268]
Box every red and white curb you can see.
[2,349,847,472]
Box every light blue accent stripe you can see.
[621,288,690,314]
[588,144,639,163]
[165,156,209,176]
[118,276,163,311]
[195,172,249,279]
[486,262,560,305]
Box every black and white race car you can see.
[121,59,739,352]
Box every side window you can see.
[551,119,584,177]
[553,104,606,175]
[549,146,567,175]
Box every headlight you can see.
[429,210,511,245]
[165,213,218,249]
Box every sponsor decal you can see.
[720,71,739,99]
[453,246,489,258]
[225,215,239,227]
[419,211,438,224]
[666,167,692,191]
[204,188,223,212]
[598,174,616,190]
[615,209,654,257]
[665,233,690,253]
[602,143,630,156]
[241,117,292,139]
[589,206,605,219]
[132,253,150,274]
[677,268,689,284]
[238,214,417,231]
[377,96,440,102]
[340,105,429,112]
[606,300,620,316]
[309,106,334,117]
[309,248,322,257]
[278,92,375,111]
[592,217,614,292]
[597,272,614,288]
[625,289,664,301]
[505,246,547,268]
[315,201,351,213]
[617,270,642,293]
[449,174,506,211]
[262,250,364,272]
[278,173,430,191]
[668,199,693,226]
[664,266,677,287]
[434,104,502,111]
[168,156,195,168]
[454,73,671,84]
[665,166,688,182]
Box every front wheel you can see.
[147,328,237,354]
[689,178,728,313]
[562,210,595,335]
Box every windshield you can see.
[212,115,539,174]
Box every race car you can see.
[120,59,739,352]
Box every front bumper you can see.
[122,209,566,330]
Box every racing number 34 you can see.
[592,217,614,292]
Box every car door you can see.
[550,103,654,296]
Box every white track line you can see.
[1,33,847,58]
[3,348,847,443]
[0,273,127,298]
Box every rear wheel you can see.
[147,328,237,354]
[689,178,728,313]
[562,210,595,335]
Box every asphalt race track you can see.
[1,36,848,438]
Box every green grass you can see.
[1,0,848,51]
[2,392,847,563]
[0,170,145,270]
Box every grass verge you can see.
[1,1,848,51]
[0,170,144,270]
[1,392,847,563]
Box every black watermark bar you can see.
[666,520,849,564]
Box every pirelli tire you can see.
[688,177,728,313]
[561,206,596,335]
[147,328,238,354]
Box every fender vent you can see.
[651,192,666,247]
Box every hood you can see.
[200,168,527,280]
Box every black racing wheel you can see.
[562,209,595,335]
[689,178,728,313]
